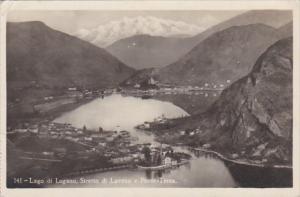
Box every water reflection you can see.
[52,155,237,188]
[151,91,221,114]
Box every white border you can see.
[0,1,299,197]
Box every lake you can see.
[53,93,237,187]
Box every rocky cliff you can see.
[165,37,293,165]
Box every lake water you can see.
[53,94,237,187]
[54,94,188,144]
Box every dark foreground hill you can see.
[164,37,293,165]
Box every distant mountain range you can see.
[107,10,292,69]
[7,21,135,101]
[123,22,292,87]
[74,16,204,47]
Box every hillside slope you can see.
[156,24,282,86]
[7,21,135,94]
[124,24,284,87]
[187,10,292,47]
[167,37,293,165]
[106,35,192,69]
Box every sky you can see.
[7,10,245,35]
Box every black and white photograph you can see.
[0,1,299,194]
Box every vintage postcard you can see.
[0,1,299,197]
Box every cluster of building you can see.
[40,87,106,103]
[8,121,152,166]
[126,76,231,92]
[122,84,228,98]
[137,118,207,138]
[140,145,187,168]
[136,116,168,130]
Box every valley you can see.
[6,10,293,188]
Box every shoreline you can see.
[143,122,292,170]
[7,96,97,128]
[43,95,292,171]
[63,164,132,177]
[47,97,95,122]
[186,146,292,169]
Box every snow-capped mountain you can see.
[74,16,204,47]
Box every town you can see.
[8,119,191,179]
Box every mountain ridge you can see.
[7,21,135,102]
[156,23,280,85]
[107,34,191,69]
[107,10,292,70]
[123,23,287,87]
[278,21,293,38]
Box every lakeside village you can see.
[7,120,191,178]
[8,77,230,112]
